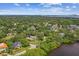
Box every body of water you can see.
[48,43,79,56]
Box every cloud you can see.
[51,3,62,5]
[14,3,20,7]
[0,7,63,15]
[0,10,12,15]
[0,3,78,15]
[65,6,71,11]
[39,3,62,8]
[66,8,71,11]
[39,3,53,8]
[66,6,70,9]
[25,4,30,7]
[72,5,76,8]
[0,7,71,15]
[44,7,64,15]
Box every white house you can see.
[68,25,79,30]
[59,25,63,29]
[7,33,12,36]
[59,33,65,37]
[27,35,37,40]
[51,24,59,32]
[29,44,37,49]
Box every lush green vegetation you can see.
[0,16,79,56]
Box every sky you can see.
[0,3,79,15]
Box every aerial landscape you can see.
[0,3,79,56]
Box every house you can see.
[68,25,79,30]
[7,33,12,36]
[7,32,16,37]
[29,44,37,49]
[0,43,8,52]
[27,26,36,31]
[44,22,49,27]
[47,24,52,27]
[13,42,22,48]
[59,25,63,29]
[51,24,59,32]
[14,50,26,56]
[27,35,37,40]
[67,25,78,33]
[59,33,65,37]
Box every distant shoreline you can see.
[0,15,79,18]
[0,15,79,19]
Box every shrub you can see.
[62,39,74,44]
[23,48,47,56]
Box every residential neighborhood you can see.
[0,16,79,56]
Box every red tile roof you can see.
[0,43,8,48]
